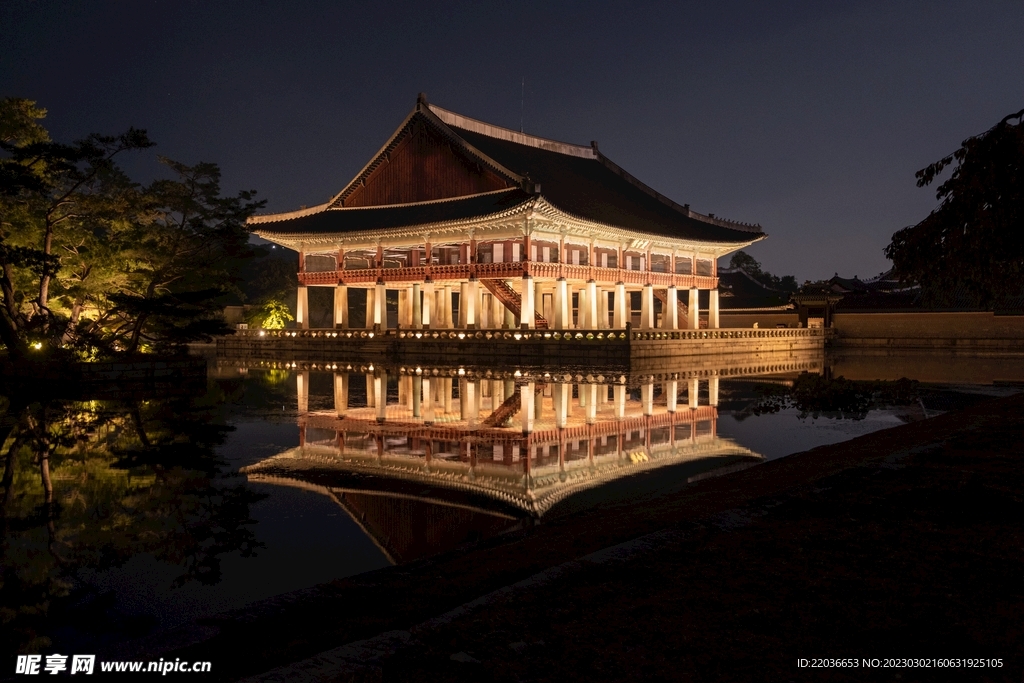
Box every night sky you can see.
[3,0,1023,281]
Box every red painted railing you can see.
[300,262,717,290]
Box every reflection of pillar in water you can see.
[412,375,422,418]
[689,378,700,410]
[521,381,535,434]
[665,380,677,413]
[375,371,387,422]
[553,383,570,429]
[365,374,375,407]
[296,371,309,414]
[641,381,654,416]
[585,384,598,424]
[422,377,434,423]
[334,373,349,416]
[534,385,543,420]
[460,379,479,423]
[614,384,626,420]
[399,375,413,410]
[444,377,453,414]
[504,379,515,402]
[709,376,719,407]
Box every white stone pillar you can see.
[421,281,433,328]
[334,285,348,329]
[520,276,535,329]
[585,280,598,330]
[465,278,479,328]
[536,280,547,324]
[709,376,719,407]
[709,289,720,329]
[521,381,535,434]
[665,380,678,413]
[412,283,421,329]
[458,282,467,328]
[598,287,609,329]
[689,378,700,409]
[296,371,309,414]
[442,285,453,328]
[554,278,570,330]
[663,286,678,330]
[688,287,699,330]
[614,283,627,329]
[365,288,375,328]
[334,373,349,416]
[398,289,411,328]
[640,284,656,329]
[296,286,309,329]
[476,283,485,329]
[374,282,386,328]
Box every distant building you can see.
[250,94,765,331]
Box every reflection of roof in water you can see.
[244,474,521,565]
[243,432,762,518]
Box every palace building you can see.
[251,94,766,332]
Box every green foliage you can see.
[728,251,799,292]
[0,98,265,358]
[245,299,294,329]
[885,107,1024,308]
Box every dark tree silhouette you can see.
[885,108,1024,308]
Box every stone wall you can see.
[831,312,1024,356]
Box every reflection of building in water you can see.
[243,366,767,562]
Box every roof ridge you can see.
[428,103,598,159]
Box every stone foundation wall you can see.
[832,312,1024,356]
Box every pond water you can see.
[2,351,1021,656]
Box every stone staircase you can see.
[481,279,549,329]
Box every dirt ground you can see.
[170,393,1024,682]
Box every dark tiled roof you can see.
[718,269,792,309]
[453,127,760,244]
[255,189,532,235]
